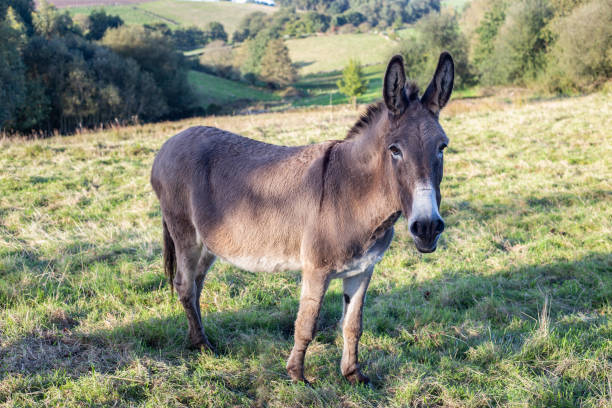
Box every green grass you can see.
[441,0,471,10]
[67,0,276,34]
[293,64,385,107]
[1,92,611,407]
[188,70,279,108]
[286,33,397,76]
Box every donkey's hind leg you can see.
[173,237,215,351]
[194,250,216,328]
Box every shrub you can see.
[545,0,612,92]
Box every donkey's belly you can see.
[215,253,302,273]
[329,227,395,280]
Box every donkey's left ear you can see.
[421,52,454,116]
[383,55,408,116]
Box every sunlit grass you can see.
[0,92,611,407]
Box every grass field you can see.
[1,92,611,407]
[286,33,396,76]
[67,0,276,34]
[188,70,279,109]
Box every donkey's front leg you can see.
[286,271,330,382]
[341,266,373,384]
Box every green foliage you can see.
[169,25,207,50]
[545,0,612,92]
[336,59,368,107]
[33,0,80,38]
[205,21,227,42]
[276,0,441,27]
[85,9,123,41]
[488,0,553,84]
[102,25,196,119]
[232,11,267,42]
[283,12,330,37]
[471,0,506,84]
[396,9,474,88]
[259,39,297,87]
[239,28,275,78]
[0,18,25,130]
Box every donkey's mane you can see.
[345,82,420,140]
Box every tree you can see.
[259,39,297,87]
[85,9,123,40]
[33,0,80,38]
[0,18,26,130]
[396,9,474,88]
[337,59,368,108]
[205,21,227,42]
[489,0,553,84]
[102,25,196,119]
[545,0,612,92]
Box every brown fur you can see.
[151,53,455,383]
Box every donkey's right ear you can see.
[383,55,408,116]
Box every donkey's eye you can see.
[389,144,402,158]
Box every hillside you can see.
[286,32,396,76]
[66,0,276,34]
[1,92,610,407]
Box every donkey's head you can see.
[382,53,454,253]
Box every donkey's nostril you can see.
[410,220,422,237]
[433,218,445,234]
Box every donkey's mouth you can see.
[413,235,441,253]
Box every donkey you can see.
[151,53,454,384]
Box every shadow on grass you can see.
[2,251,608,397]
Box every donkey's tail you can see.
[162,219,176,292]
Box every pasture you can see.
[66,0,276,34]
[0,92,611,407]
[286,33,395,76]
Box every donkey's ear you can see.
[421,52,454,116]
[383,55,408,116]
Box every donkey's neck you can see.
[330,108,401,246]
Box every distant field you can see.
[441,0,471,10]
[1,92,611,407]
[189,70,279,108]
[66,0,276,34]
[294,64,385,107]
[45,0,148,7]
[286,33,396,75]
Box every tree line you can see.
[393,0,611,93]
[0,0,229,134]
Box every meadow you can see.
[286,33,395,76]
[67,0,276,34]
[0,91,611,407]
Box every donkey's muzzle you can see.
[409,216,444,253]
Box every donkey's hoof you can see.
[287,366,309,384]
[344,370,370,385]
[188,335,215,353]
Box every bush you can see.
[545,0,612,92]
